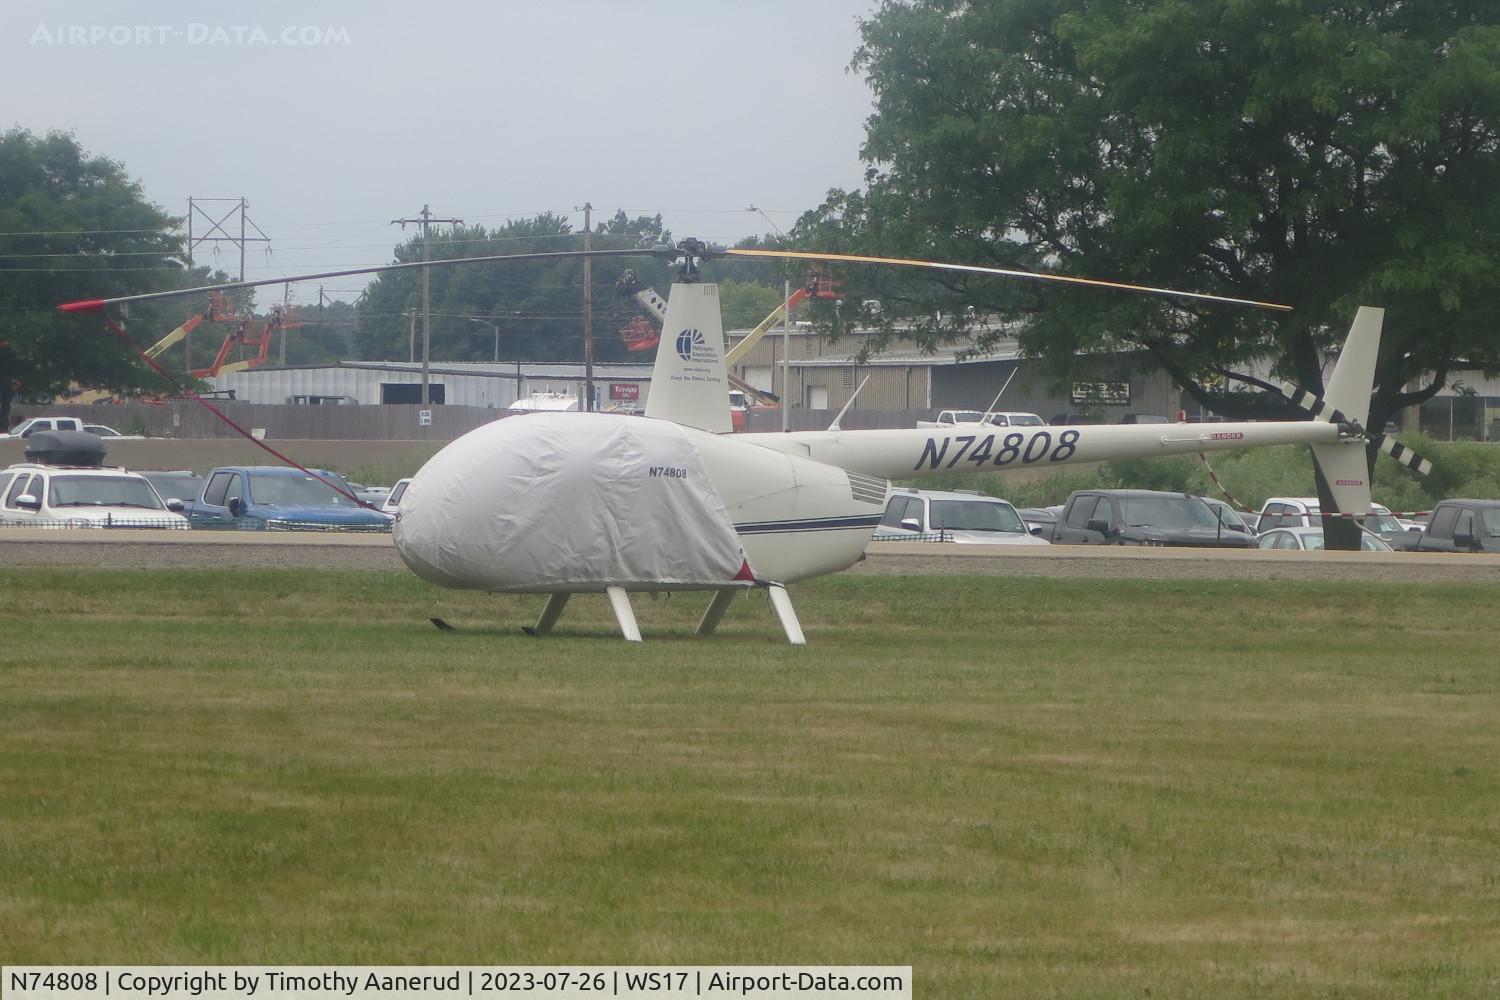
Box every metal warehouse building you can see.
[726,325,1185,427]
[213,361,655,410]
[207,330,1187,430]
[202,325,1478,436]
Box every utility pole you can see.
[580,202,594,412]
[392,205,462,405]
[748,205,793,431]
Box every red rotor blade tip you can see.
[58,299,107,313]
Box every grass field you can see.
[2,567,1498,998]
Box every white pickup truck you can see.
[0,416,84,440]
[916,409,1046,428]
[874,488,1051,545]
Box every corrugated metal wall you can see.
[930,360,1181,421]
[212,362,653,407]
[792,366,930,412]
[216,367,522,408]
[18,402,510,440]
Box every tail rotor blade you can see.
[1279,381,1340,422]
[1277,382,1432,477]
[1378,436,1434,477]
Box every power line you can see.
[0,226,166,238]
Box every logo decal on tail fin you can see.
[675,328,709,362]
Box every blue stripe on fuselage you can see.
[734,514,882,535]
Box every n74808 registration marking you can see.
[914,429,1080,471]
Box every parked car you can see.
[1256,526,1395,552]
[1120,413,1171,424]
[1015,505,1063,538]
[1051,489,1257,547]
[918,409,1047,428]
[138,470,206,511]
[873,488,1050,545]
[349,482,393,507]
[382,477,412,515]
[81,423,142,439]
[0,432,187,529]
[1049,413,1107,426]
[1252,496,1410,544]
[983,411,1047,427]
[187,465,393,531]
[916,409,987,428]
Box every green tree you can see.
[353,213,794,369]
[802,0,1500,542]
[719,279,786,330]
[283,299,355,365]
[0,130,197,426]
[355,212,681,368]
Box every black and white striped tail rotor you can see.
[1377,437,1434,477]
[1278,381,1433,477]
[1282,383,1341,422]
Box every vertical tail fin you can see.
[643,283,732,434]
[1308,307,1382,516]
[1319,306,1383,428]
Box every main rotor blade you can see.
[725,248,1294,313]
[57,247,656,313]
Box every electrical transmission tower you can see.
[184,196,271,370]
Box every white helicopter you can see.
[62,240,1427,644]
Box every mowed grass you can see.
[1,568,1498,998]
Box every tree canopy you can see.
[800,0,1500,436]
[355,211,681,366]
[0,130,200,426]
[354,212,789,367]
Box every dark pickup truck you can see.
[1051,488,1257,548]
[1412,499,1500,553]
[187,465,392,531]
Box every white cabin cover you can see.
[393,411,748,592]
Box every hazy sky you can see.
[2,0,879,304]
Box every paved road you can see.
[5,529,1499,583]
